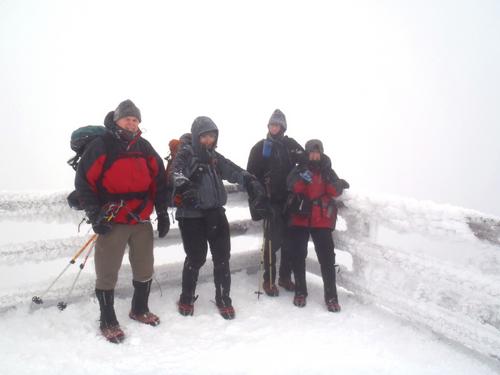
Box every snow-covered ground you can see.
[1,270,497,375]
[0,190,499,374]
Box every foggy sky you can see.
[1,0,499,216]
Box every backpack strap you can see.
[94,134,151,223]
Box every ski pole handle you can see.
[70,234,97,263]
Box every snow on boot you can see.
[129,311,160,326]
[130,279,160,326]
[263,280,279,297]
[100,323,125,344]
[278,278,295,292]
[96,289,124,343]
[216,296,235,320]
[177,294,197,316]
[293,294,307,308]
[326,299,341,313]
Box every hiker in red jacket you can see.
[286,139,349,312]
[75,99,169,343]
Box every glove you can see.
[181,188,198,207]
[339,179,350,189]
[242,172,257,189]
[249,194,272,221]
[157,211,170,238]
[335,179,350,194]
[242,172,262,194]
[173,172,190,189]
[299,170,313,184]
[86,207,112,235]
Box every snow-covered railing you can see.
[334,194,500,361]
[1,189,499,361]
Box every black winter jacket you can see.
[247,134,304,204]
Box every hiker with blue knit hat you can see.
[247,109,305,296]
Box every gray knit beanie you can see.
[268,109,287,131]
[113,99,141,123]
[305,139,324,154]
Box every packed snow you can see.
[0,189,499,374]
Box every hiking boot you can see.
[217,305,236,320]
[326,299,341,313]
[100,324,125,344]
[278,278,295,292]
[129,311,160,326]
[263,281,279,297]
[177,294,197,316]
[293,294,307,308]
[177,301,194,316]
[216,296,235,320]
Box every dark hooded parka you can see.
[246,109,304,292]
[171,116,254,311]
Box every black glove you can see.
[181,188,198,207]
[157,211,170,238]
[243,172,265,199]
[335,179,350,194]
[173,172,190,189]
[86,207,112,235]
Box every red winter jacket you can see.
[287,156,341,229]
[75,112,168,224]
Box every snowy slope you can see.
[0,189,499,374]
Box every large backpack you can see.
[67,125,108,171]
[165,134,192,207]
[66,125,108,210]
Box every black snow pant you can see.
[262,203,293,284]
[178,208,231,305]
[288,226,338,301]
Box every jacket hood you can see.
[191,116,219,153]
[305,139,324,154]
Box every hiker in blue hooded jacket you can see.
[171,116,266,320]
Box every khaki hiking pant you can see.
[94,222,154,290]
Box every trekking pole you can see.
[255,218,266,299]
[57,239,96,310]
[32,202,122,307]
[263,175,275,289]
[265,215,274,289]
[32,234,98,305]
[268,224,273,289]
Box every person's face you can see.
[116,116,140,133]
[308,151,321,161]
[199,132,217,148]
[268,123,282,136]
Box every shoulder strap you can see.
[95,133,120,193]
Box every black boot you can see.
[177,293,198,316]
[95,289,124,343]
[215,294,235,320]
[129,279,160,326]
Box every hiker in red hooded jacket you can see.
[75,99,169,343]
[286,139,349,312]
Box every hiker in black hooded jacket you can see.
[247,109,304,296]
[172,116,265,320]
